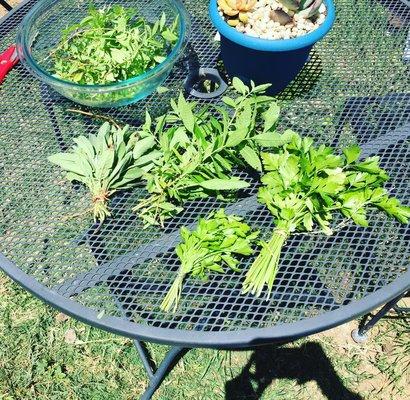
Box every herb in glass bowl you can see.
[47,5,179,84]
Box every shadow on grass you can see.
[225,341,364,400]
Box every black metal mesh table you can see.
[1,0,409,398]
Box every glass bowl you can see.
[16,0,190,108]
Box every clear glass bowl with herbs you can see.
[16,0,190,108]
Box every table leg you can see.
[0,1,12,12]
[135,343,188,400]
[351,291,409,343]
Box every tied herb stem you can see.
[243,228,289,298]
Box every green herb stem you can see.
[160,269,186,313]
[93,197,111,222]
[242,228,289,299]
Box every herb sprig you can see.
[243,132,410,297]
[133,78,283,227]
[48,5,179,84]
[48,122,159,222]
[160,209,259,312]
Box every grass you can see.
[1,272,409,400]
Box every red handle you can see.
[0,45,19,84]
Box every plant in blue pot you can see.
[209,0,335,94]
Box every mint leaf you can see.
[239,145,262,172]
[177,93,195,133]
[253,132,291,147]
[262,102,280,132]
[199,178,250,191]
[232,77,248,95]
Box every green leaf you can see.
[222,96,236,108]
[111,48,128,63]
[177,93,195,133]
[170,127,190,148]
[239,145,262,172]
[343,145,361,164]
[161,29,178,42]
[232,77,248,95]
[262,102,280,132]
[251,83,272,93]
[351,209,369,227]
[279,154,299,188]
[97,122,111,146]
[253,131,293,148]
[225,127,248,147]
[303,213,313,231]
[156,86,169,94]
[198,178,250,191]
[393,205,410,224]
[159,12,166,30]
[134,150,162,167]
[73,136,95,160]
[354,156,382,174]
[133,136,156,159]
[108,153,133,185]
[112,165,144,188]
[48,153,86,176]
[95,149,115,180]
[280,208,295,220]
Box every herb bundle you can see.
[48,122,159,222]
[243,132,410,298]
[160,209,259,312]
[133,78,283,227]
[49,5,179,84]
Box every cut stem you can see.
[160,270,185,313]
[242,229,289,298]
[92,192,111,222]
[67,108,122,129]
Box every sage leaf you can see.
[49,123,150,223]
[48,153,86,176]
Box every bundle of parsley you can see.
[243,131,410,298]
[48,5,179,84]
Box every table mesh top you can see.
[0,0,409,343]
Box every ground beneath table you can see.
[0,273,409,400]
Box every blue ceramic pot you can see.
[209,0,335,94]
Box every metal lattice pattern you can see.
[0,0,409,341]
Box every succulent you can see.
[218,0,257,26]
[278,0,322,18]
